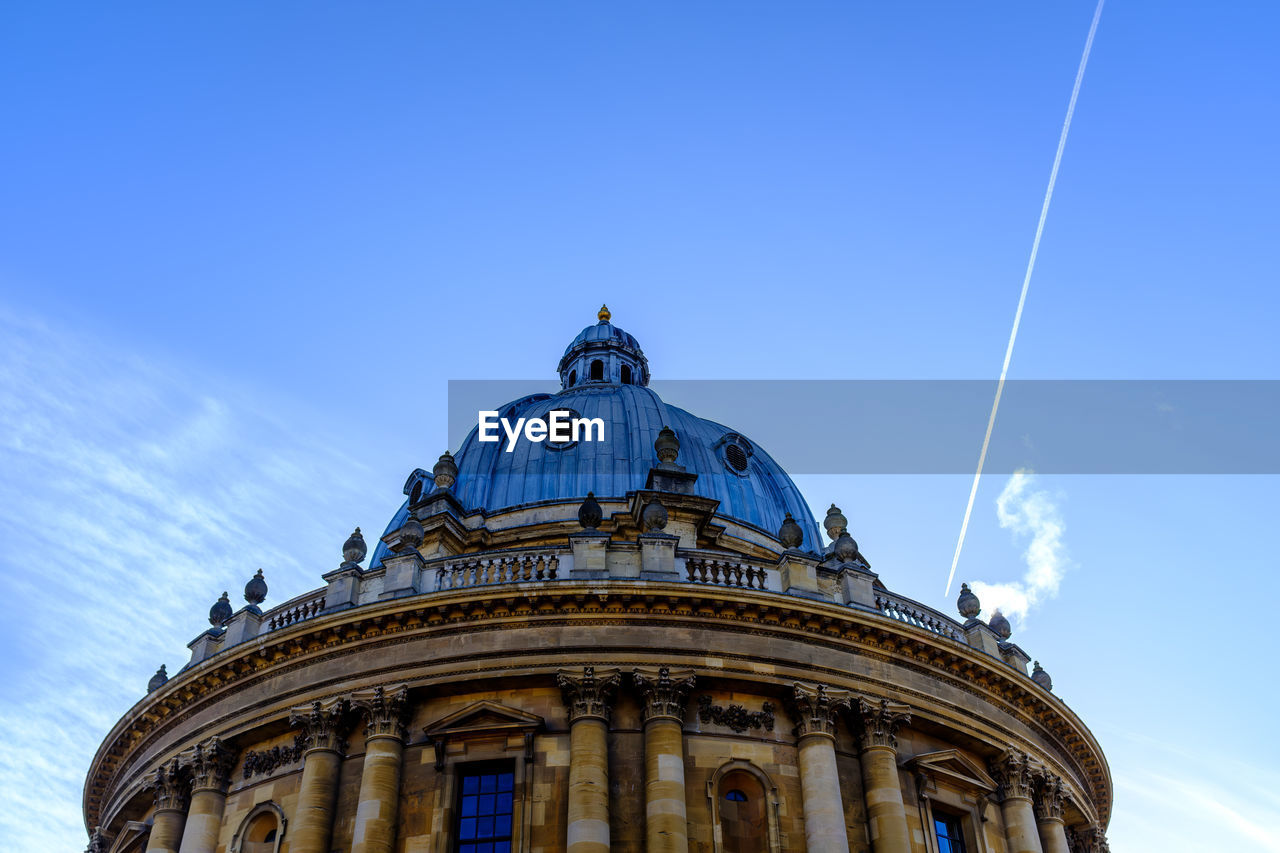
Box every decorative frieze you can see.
[1034,772,1066,821]
[242,736,305,779]
[557,665,621,723]
[853,696,912,751]
[149,757,190,813]
[290,697,351,754]
[632,666,696,723]
[992,749,1037,801]
[696,695,775,733]
[351,684,410,741]
[788,682,851,738]
[187,735,236,793]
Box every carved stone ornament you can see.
[557,665,621,723]
[187,735,236,793]
[1034,772,1066,821]
[351,684,411,741]
[289,697,351,754]
[788,682,851,739]
[991,749,1037,801]
[149,757,190,813]
[632,666,696,723]
[854,696,912,751]
[696,695,776,733]
[1068,825,1110,853]
[85,827,110,853]
[242,736,306,780]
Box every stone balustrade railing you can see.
[264,593,327,632]
[185,547,1018,675]
[684,554,769,590]
[433,550,561,590]
[873,591,966,641]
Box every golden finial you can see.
[598,304,611,323]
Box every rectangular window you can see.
[455,766,515,853]
[935,815,967,853]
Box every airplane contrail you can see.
[944,0,1106,597]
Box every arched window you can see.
[621,364,632,384]
[589,360,604,381]
[409,481,423,505]
[568,369,577,387]
[231,802,285,853]
[718,769,767,853]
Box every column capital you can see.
[85,826,111,853]
[991,749,1038,802]
[632,666,696,724]
[186,735,236,794]
[558,665,621,723]
[148,756,190,813]
[1034,772,1066,821]
[1067,825,1110,853]
[290,696,352,754]
[852,695,912,751]
[351,684,411,741]
[788,682,851,739]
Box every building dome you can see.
[372,310,821,565]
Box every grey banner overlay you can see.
[447,380,1280,474]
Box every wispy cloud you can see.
[970,468,1067,625]
[0,306,383,851]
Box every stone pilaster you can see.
[177,736,235,853]
[788,683,852,853]
[633,667,696,853]
[1033,773,1069,853]
[289,697,352,853]
[992,750,1045,853]
[558,666,620,853]
[351,685,411,853]
[853,697,913,853]
[144,758,189,853]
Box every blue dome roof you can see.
[372,313,820,566]
[561,321,643,357]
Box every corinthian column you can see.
[992,751,1045,853]
[289,697,352,853]
[853,697,913,853]
[557,666,620,853]
[144,758,190,853]
[788,682,852,853]
[351,686,410,853]
[177,737,235,853]
[1033,774,1069,853]
[633,667,696,853]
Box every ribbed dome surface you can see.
[371,314,820,567]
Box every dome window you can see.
[621,364,633,385]
[716,433,755,476]
[725,443,749,472]
[590,360,604,381]
[568,369,577,387]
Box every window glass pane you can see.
[480,775,497,793]
[461,797,477,818]
[477,794,495,816]
[496,792,513,813]
[459,817,477,840]
[463,776,479,795]
[477,817,494,838]
[496,814,512,836]
[495,843,510,853]
[498,772,514,792]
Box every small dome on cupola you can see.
[557,305,651,390]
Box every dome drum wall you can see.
[86,582,1108,853]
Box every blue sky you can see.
[1,2,1277,850]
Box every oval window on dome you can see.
[538,408,582,451]
[725,444,749,471]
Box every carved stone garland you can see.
[696,695,776,733]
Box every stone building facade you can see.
[84,308,1111,853]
